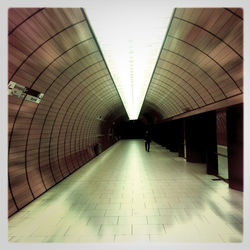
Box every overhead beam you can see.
[166,94,243,121]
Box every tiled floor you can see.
[8,139,243,243]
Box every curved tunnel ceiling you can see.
[8,7,243,216]
[8,8,127,215]
[141,8,243,120]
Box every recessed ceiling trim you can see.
[166,94,243,121]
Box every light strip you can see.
[84,1,173,120]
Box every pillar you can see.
[185,111,218,175]
[227,104,243,191]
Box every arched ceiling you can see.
[8,8,126,121]
[7,7,244,216]
[8,8,127,215]
[141,8,243,120]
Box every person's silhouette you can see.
[144,131,151,152]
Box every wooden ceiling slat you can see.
[235,8,243,19]
[152,79,195,109]
[144,7,243,119]
[174,8,186,19]
[163,48,225,98]
[195,8,216,28]
[219,80,242,97]
[42,9,78,32]
[154,71,201,107]
[20,18,51,45]
[149,86,185,112]
[8,8,42,31]
[8,19,17,34]
[224,22,243,56]
[173,9,241,59]
[182,8,199,23]
[216,15,241,42]
[228,62,243,83]
[9,34,35,55]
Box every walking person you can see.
[144,131,151,152]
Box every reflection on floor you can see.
[8,140,243,243]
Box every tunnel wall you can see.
[143,8,243,120]
[8,95,120,217]
[8,8,126,217]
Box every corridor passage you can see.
[8,140,243,243]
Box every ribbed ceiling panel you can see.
[142,8,243,119]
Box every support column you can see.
[168,122,178,152]
[160,120,184,154]
[216,109,228,180]
[185,112,218,175]
[227,104,243,191]
[185,114,206,163]
[205,111,218,175]
[177,119,185,158]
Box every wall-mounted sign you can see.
[38,93,44,99]
[8,81,26,99]
[25,94,41,104]
[8,80,44,104]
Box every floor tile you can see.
[147,215,178,225]
[65,223,101,236]
[88,216,118,225]
[105,209,133,216]
[82,209,106,216]
[218,233,243,242]
[118,216,147,225]
[133,224,166,235]
[95,203,121,209]
[99,224,132,235]
[115,234,150,242]
[133,208,160,216]
[8,140,243,243]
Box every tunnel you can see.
[7,5,244,244]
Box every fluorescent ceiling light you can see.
[84,0,173,120]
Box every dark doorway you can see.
[114,120,146,139]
